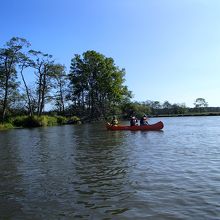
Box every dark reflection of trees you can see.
[10,126,80,219]
[0,123,139,219]
[69,123,133,218]
[0,130,27,219]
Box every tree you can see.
[146,100,161,115]
[162,100,172,114]
[68,50,131,119]
[172,103,187,114]
[194,98,208,112]
[29,50,55,116]
[0,37,30,121]
[18,52,34,116]
[120,101,151,118]
[51,64,67,114]
[162,100,172,109]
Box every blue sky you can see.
[1,0,220,107]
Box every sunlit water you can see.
[0,116,220,219]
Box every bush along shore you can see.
[0,115,81,130]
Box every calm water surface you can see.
[0,116,220,220]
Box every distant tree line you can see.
[0,37,219,123]
[124,98,220,118]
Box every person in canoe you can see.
[110,115,119,126]
[130,116,138,126]
[140,114,149,126]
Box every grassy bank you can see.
[0,115,81,130]
[0,123,14,130]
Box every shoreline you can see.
[152,112,220,117]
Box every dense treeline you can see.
[0,37,69,122]
[0,37,132,123]
[0,37,219,127]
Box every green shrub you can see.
[56,116,68,125]
[11,115,59,127]
[6,115,77,128]
[22,116,41,127]
[45,116,57,126]
[12,116,43,127]
[38,116,48,126]
[70,116,80,121]
[67,116,81,124]
[12,116,28,127]
[0,123,14,130]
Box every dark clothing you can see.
[140,116,149,125]
[130,118,138,126]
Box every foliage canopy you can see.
[68,50,132,119]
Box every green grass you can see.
[8,115,80,128]
[0,123,14,130]
[11,115,58,127]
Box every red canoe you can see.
[106,121,164,131]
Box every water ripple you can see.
[1,117,220,219]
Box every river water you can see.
[0,116,220,220]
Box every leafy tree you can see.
[120,101,151,118]
[172,103,188,114]
[161,100,172,114]
[194,98,208,112]
[51,64,67,114]
[151,101,161,109]
[145,100,161,115]
[0,37,30,121]
[162,100,172,109]
[194,98,208,108]
[68,50,131,119]
[29,50,56,116]
[18,52,34,116]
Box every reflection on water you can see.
[0,117,220,219]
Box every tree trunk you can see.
[37,72,42,116]
[58,79,65,114]
[39,72,46,115]
[2,75,9,122]
[1,57,14,122]
[20,65,33,116]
